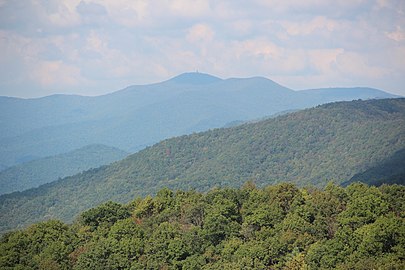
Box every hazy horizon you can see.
[0,71,402,99]
[1,0,404,98]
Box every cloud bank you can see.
[0,0,404,97]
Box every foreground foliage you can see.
[1,183,404,269]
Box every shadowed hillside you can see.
[343,148,405,186]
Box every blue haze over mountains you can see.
[0,144,128,195]
[0,72,398,168]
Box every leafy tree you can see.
[1,183,404,269]
[338,183,389,229]
[0,220,77,270]
[79,201,130,230]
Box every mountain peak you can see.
[168,72,222,85]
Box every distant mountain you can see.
[0,72,398,167]
[299,87,399,101]
[0,98,403,233]
[169,72,222,84]
[222,109,299,128]
[342,148,405,186]
[0,164,7,172]
[0,144,128,195]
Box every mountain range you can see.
[0,144,128,195]
[0,98,403,233]
[0,72,397,168]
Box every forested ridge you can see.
[1,183,404,269]
[0,98,404,233]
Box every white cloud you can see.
[29,60,83,87]
[100,0,149,27]
[254,0,368,16]
[232,39,282,61]
[85,30,107,53]
[335,51,388,79]
[187,24,215,43]
[308,48,344,74]
[386,26,405,42]
[376,0,390,8]
[281,16,339,36]
[47,0,81,27]
[168,0,211,17]
[0,0,405,97]
[228,20,253,36]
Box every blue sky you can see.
[0,0,404,97]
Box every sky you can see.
[0,0,404,98]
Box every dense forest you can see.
[0,98,404,233]
[1,183,404,269]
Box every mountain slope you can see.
[0,73,397,167]
[0,144,128,195]
[299,87,399,101]
[0,98,404,233]
[0,164,7,172]
[342,148,405,186]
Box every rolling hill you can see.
[0,98,403,233]
[0,72,397,168]
[0,144,128,195]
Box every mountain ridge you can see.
[0,98,403,233]
[0,72,399,100]
[0,73,399,168]
[167,72,223,85]
[0,144,128,195]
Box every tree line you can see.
[1,182,404,269]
